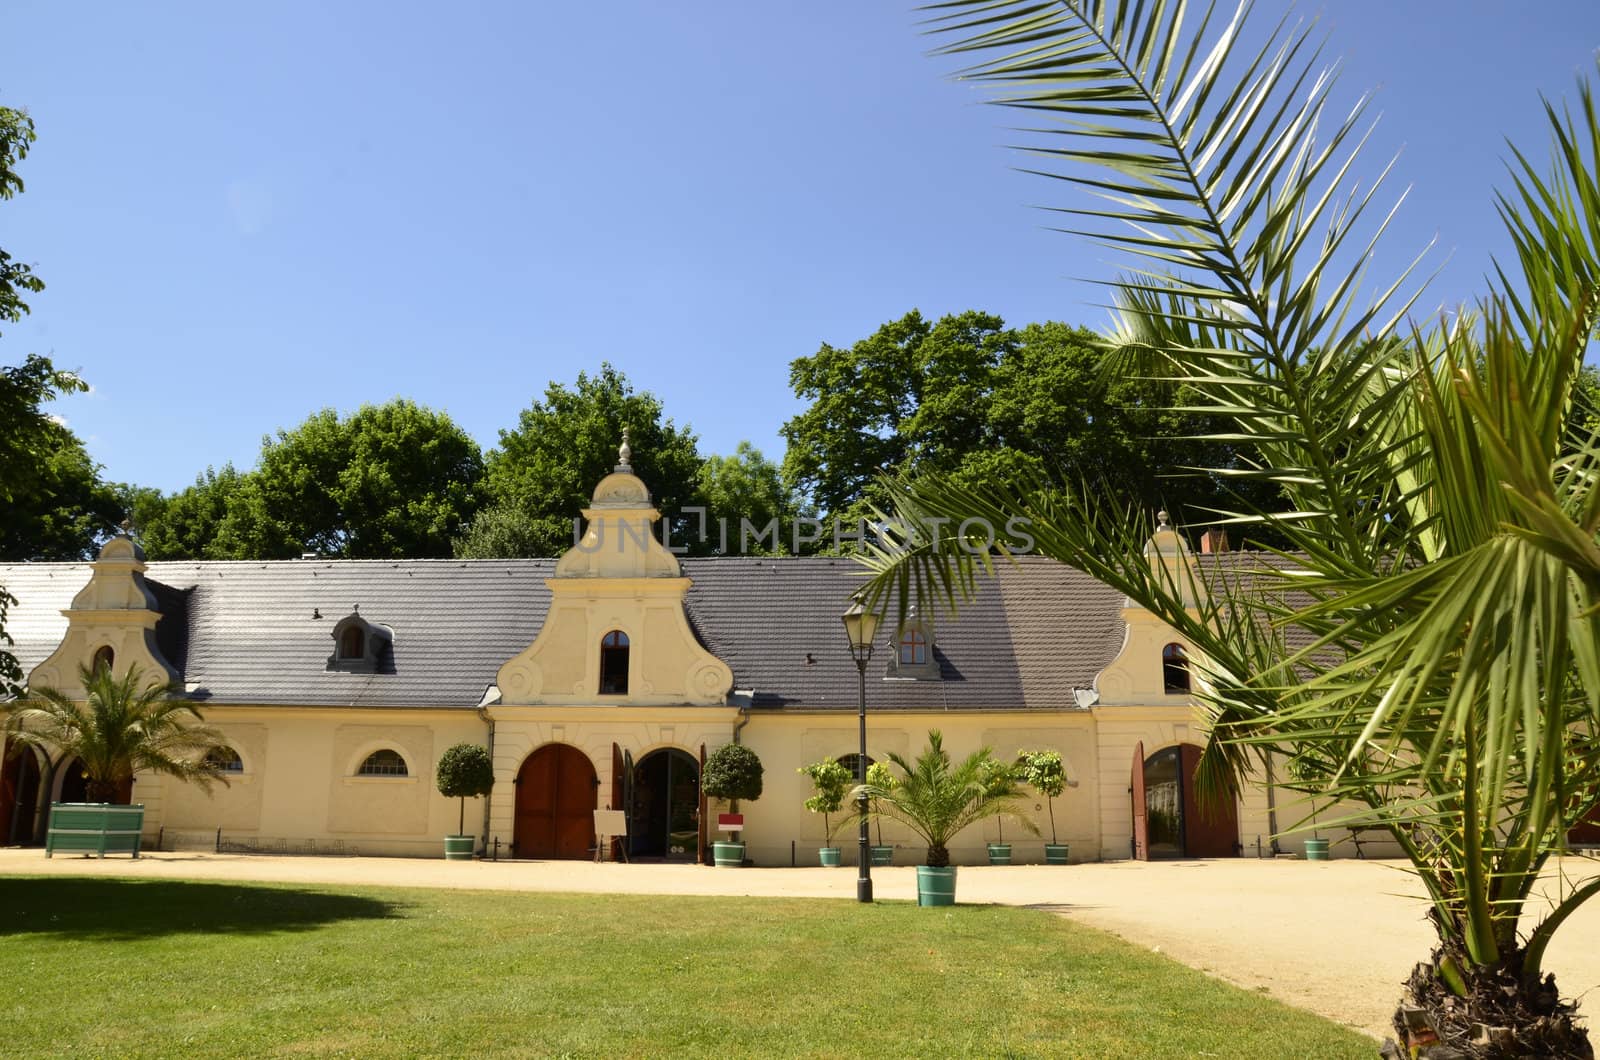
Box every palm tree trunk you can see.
[85,778,122,804]
[1390,942,1592,1058]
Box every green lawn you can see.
[0,877,1374,1058]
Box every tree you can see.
[696,442,805,554]
[3,664,232,803]
[864,3,1600,1052]
[781,312,1273,543]
[1017,750,1068,847]
[858,731,1035,867]
[0,415,122,561]
[798,757,852,842]
[464,365,702,558]
[0,104,44,335]
[135,465,295,560]
[434,743,495,837]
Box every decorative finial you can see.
[616,427,633,472]
[1156,510,1172,532]
[119,518,133,536]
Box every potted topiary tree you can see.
[702,743,763,867]
[860,731,1037,905]
[1018,749,1071,864]
[979,757,1021,864]
[865,760,897,866]
[800,757,852,866]
[435,743,494,860]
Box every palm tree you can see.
[858,2,1600,1053]
[858,731,1036,867]
[4,664,233,803]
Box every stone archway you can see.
[628,748,699,861]
[1,748,44,845]
[513,744,597,860]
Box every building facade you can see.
[0,451,1350,864]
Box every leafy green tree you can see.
[464,364,701,558]
[434,743,495,837]
[1016,750,1068,846]
[131,465,294,560]
[858,731,1036,867]
[0,416,122,561]
[3,664,232,804]
[799,757,853,842]
[696,441,805,555]
[866,2,1600,1051]
[245,400,483,559]
[0,104,44,335]
[782,312,1270,543]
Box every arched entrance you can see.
[1131,742,1239,859]
[57,756,89,805]
[513,744,597,860]
[629,748,699,861]
[1,748,44,845]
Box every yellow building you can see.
[0,448,1353,864]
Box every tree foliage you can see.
[696,441,805,555]
[781,311,1273,539]
[463,364,701,558]
[798,757,852,840]
[0,104,44,335]
[435,742,494,836]
[3,664,232,803]
[701,743,764,804]
[864,2,1600,1050]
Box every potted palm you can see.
[702,743,763,866]
[979,757,1020,864]
[1018,750,1070,864]
[865,759,896,865]
[799,757,851,866]
[3,664,232,857]
[859,730,1036,905]
[435,743,494,860]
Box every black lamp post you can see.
[841,592,880,904]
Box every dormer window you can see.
[898,629,927,666]
[1162,643,1190,693]
[887,612,940,681]
[600,630,629,695]
[326,612,392,674]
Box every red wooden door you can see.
[1572,805,1600,845]
[1180,743,1239,857]
[514,744,597,859]
[1130,740,1148,860]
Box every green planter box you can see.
[1044,843,1070,865]
[818,846,842,867]
[870,845,894,866]
[917,865,957,906]
[46,803,144,859]
[1303,837,1330,861]
[713,841,746,867]
[443,835,476,860]
[986,843,1012,865]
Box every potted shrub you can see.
[702,743,763,866]
[1018,749,1071,864]
[799,757,851,866]
[5,664,233,858]
[979,757,1021,864]
[865,760,897,866]
[860,730,1037,905]
[435,743,495,860]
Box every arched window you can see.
[837,753,875,781]
[1162,643,1190,694]
[898,629,927,666]
[91,645,115,675]
[205,747,244,774]
[339,626,366,660]
[600,630,629,695]
[357,749,408,777]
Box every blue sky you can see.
[5,2,1597,494]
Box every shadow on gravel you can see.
[0,877,400,940]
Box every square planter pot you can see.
[1303,837,1331,861]
[1044,843,1070,865]
[713,841,746,867]
[818,846,842,867]
[916,865,958,906]
[986,842,1012,865]
[870,845,895,866]
[443,835,476,860]
[46,802,144,858]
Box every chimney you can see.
[1201,528,1229,554]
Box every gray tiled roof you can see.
[0,554,1126,711]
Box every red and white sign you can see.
[717,813,744,831]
